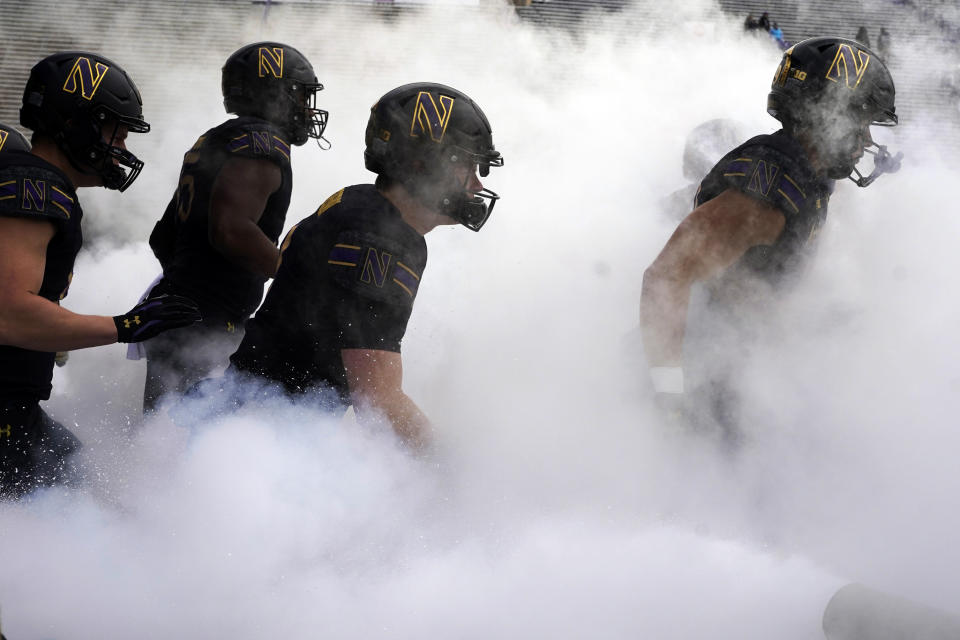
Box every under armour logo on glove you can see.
[0,424,11,439]
[113,294,202,343]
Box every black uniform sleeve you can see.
[713,143,814,217]
[326,229,424,352]
[0,165,76,224]
[221,121,292,169]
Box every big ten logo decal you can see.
[359,248,393,287]
[176,174,195,222]
[747,160,780,197]
[62,56,109,100]
[772,49,794,86]
[791,69,807,81]
[826,44,870,89]
[21,179,45,211]
[410,91,454,143]
[258,47,284,78]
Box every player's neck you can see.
[379,182,446,236]
[790,129,829,178]
[29,140,88,189]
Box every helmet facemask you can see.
[409,144,503,232]
[63,104,150,192]
[788,92,899,185]
[285,79,328,147]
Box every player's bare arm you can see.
[208,156,283,277]
[0,216,117,351]
[341,348,432,450]
[640,188,786,367]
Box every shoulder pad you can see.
[327,229,423,306]
[221,119,291,166]
[0,163,76,223]
[716,138,816,216]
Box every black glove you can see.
[113,295,201,343]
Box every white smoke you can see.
[2,1,959,638]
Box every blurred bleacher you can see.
[0,0,957,135]
[719,0,960,130]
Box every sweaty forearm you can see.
[640,268,691,366]
[212,220,281,278]
[357,391,432,451]
[0,294,117,351]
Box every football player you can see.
[141,42,328,414]
[640,37,900,438]
[0,52,200,499]
[226,82,503,449]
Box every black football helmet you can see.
[0,122,31,153]
[20,51,150,191]
[222,42,327,147]
[768,36,900,186]
[364,82,504,231]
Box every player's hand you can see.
[113,295,202,343]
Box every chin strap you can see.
[850,143,903,187]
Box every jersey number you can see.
[176,174,195,222]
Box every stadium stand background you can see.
[1,0,956,149]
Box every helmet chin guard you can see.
[850,143,903,187]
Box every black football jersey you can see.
[149,116,294,321]
[0,151,83,400]
[695,129,833,284]
[229,184,428,402]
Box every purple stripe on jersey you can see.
[778,176,804,206]
[273,137,290,157]
[0,183,15,198]
[50,189,74,212]
[329,246,362,263]
[393,266,419,296]
[228,135,249,151]
[725,159,751,174]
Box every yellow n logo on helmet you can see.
[62,57,110,100]
[258,47,284,78]
[410,92,454,143]
[0,130,8,151]
[825,44,870,89]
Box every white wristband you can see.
[650,366,684,394]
